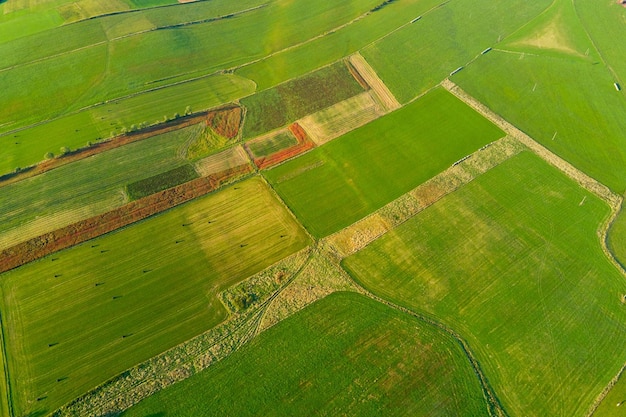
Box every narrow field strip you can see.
[322,135,524,259]
[348,53,401,111]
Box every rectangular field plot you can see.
[0,176,310,417]
[241,61,365,139]
[121,292,490,417]
[0,125,203,251]
[343,151,626,417]
[264,87,504,237]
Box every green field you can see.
[609,209,626,272]
[236,0,443,90]
[361,0,553,104]
[122,292,490,417]
[0,177,310,416]
[449,0,626,195]
[264,87,504,237]
[593,371,626,417]
[241,61,365,139]
[343,151,626,417]
[0,124,204,250]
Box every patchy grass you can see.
[121,292,490,417]
[264,87,503,237]
[246,131,298,159]
[343,151,626,417]
[241,61,365,139]
[0,177,310,417]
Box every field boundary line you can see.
[338,274,507,417]
[587,362,626,416]
[348,53,400,111]
[322,135,524,260]
[0,310,14,417]
[441,79,626,278]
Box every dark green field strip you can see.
[361,0,553,103]
[0,177,310,416]
[126,164,199,200]
[454,50,626,194]
[122,292,490,417]
[264,87,504,238]
[241,61,365,139]
[343,151,626,417]
[0,125,203,250]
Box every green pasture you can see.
[343,151,626,417]
[236,0,443,90]
[0,73,254,176]
[361,0,552,104]
[264,87,503,237]
[0,125,203,250]
[0,177,310,416]
[241,61,364,139]
[453,50,626,194]
[122,292,489,417]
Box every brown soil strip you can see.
[0,165,252,274]
[252,123,316,170]
[0,105,240,189]
[348,53,401,111]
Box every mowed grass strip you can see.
[0,124,203,250]
[121,292,490,417]
[264,87,504,238]
[343,151,626,417]
[241,61,365,139]
[0,176,310,417]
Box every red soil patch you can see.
[254,123,316,170]
[0,105,242,188]
[0,164,252,274]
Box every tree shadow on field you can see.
[25,411,47,417]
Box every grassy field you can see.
[0,124,204,250]
[236,0,443,90]
[0,73,254,177]
[360,0,553,104]
[453,50,626,194]
[121,292,490,417]
[608,209,626,272]
[264,87,504,237]
[0,176,310,417]
[241,61,365,139]
[343,151,626,417]
[1,0,379,136]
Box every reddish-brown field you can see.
[254,123,316,170]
